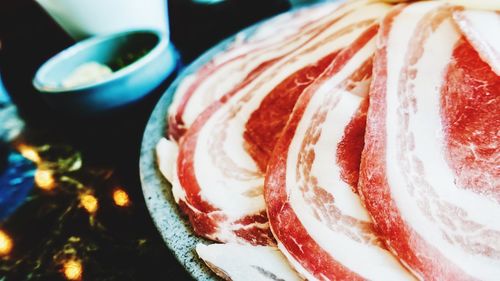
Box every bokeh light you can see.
[80,194,98,214]
[113,188,130,207]
[63,259,82,280]
[35,169,55,190]
[17,144,41,163]
[0,230,13,256]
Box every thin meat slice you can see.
[157,139,302,281]
[157,138,178,184]
[264,20,414,281]
[196,243,302,281]
[452,9,500,75]
[167,2,344,141]
[174,2,392,245]
[359,2,500,280]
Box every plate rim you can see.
[139,15,276,281]
[139,5,316,280]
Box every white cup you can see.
[35,0,169,40]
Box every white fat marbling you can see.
[193,3,390,220]
[384,3,500,279]
[284,32,413,280]
[168,74,197,131]
[156,138,179,183]
[182,27,316,128]
[196,243,302,281]
[155,137,186,207]
[276,242,316,281]
[170,1,344,132]
[312,90,368,220]
[453,10,500,76]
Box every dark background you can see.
[0,0,291,280]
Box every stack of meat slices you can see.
[157,0,500,280]
[167,1,342,141]
[359,2,500,280]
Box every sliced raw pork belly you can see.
[359,2,500,280]
[167,2,342,141]
[452,9,500,76]
[196,243,302,281]
[264,17,414,280]
[157,139,304,280]
[174,2,392,245]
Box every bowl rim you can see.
[33,29,168,93]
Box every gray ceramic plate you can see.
[140,22,269,281]
[139,6,315,281]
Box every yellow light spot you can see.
[0,230,13,256]
[63,259,82,280]
[80,194,98,214]
[35,169,55,190]
[113,188,130,207]
[18,144,41,163]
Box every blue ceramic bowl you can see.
[33,30,177,115]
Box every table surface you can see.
[0,0,304,280]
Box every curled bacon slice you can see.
[264,17,414,280]
[173,2,392,245]
[359,2,500,280]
